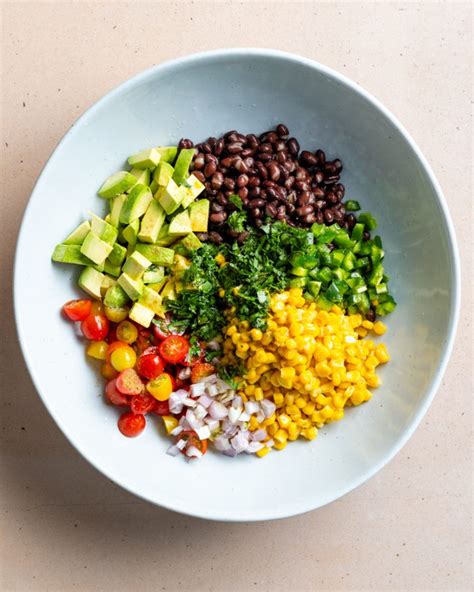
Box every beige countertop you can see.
[1,2,472,591]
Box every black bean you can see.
[220,156,235,168]
[257,153,272,162]
[283,160,296,173]
[250,207,262,218]
[238,187,249,200]
[223,177,235,191]
[178,138,193,149]
[234,158,249,174]
[249,198,265,208]
[204,161,217,177]
[211,171,224,190]
[287,138,300,156]
[300,150,318,166]
[255,162,268,179]
[277,151,288,164]
[193,153,205,170]
[324,209,334,223]
[324,175,340,185]
[216,193,228,206]
[225,132,239,143]
[195,232,208,241]
[274,141,287,152]
[235,133,247,143]
[314,187,325,199]
[237,174,249,187]
[246,134,259,148]
[261,132,278,143]
[316,149,326,164]
[211,201,224,213]
[267,161,281,182]
[296,205,314,217]
[295,180,310,192]
[303,213,317,225]
[326,191,339,204]
[248,176,260,188]
[333,159,343,172]
[298,191,315,206]
[284,176,295,190]
[276,123,289,138]
[192,170,205,183]
[315,210,324,224]
[210,211,227,224]
[249,187,261,198]
[201,142,212,154]
[209,231,223,244]
[214,139,224,156]
[265,202,278,217]
[241,148,253,157]
[227,142,244,154]
[366,308,376,322]
[363,230,371,241]
[314,171,324,184]
[315,199,326,210]
[346,214,356,230]
[205,153,218,164]
[237,231,250,244]
[333,209,344,224]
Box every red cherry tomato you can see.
[191,362,215,384]
[152,400,170,416]
[116,368,145,396]
[105,378,130,406]
[118,412,146,437]
[135,328,154,354]
[81,313,109,341]
[63,299,92,321]
[130,393,156,415]
[152,316,185,341]
[177,430,208,455]
[158,335,189,364]
[136,350,165,380]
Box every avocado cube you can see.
[109,194,127,228]
[100,275,117,298]
[153,161,174,187]
[52,244,92,266]
[98,171,136,199]
[90,214,118,246]
[169,210,192,236]
[122,251,151,280]
[149,179,159,195]
[172,148,195,185]
[127,148,161,169]
[189,200,210,232]
[63,221,91,245]
[122,219,140,246]
[147,277,168,293]
[129,167,150,188]
[143,265,164,284]
[181,174,205,209]
[181,232,203,252]
[137,200,166,244]
[129,302,155,328]
[104,260,121,277]
[135,244,175,266]
[80,232,113,265]
[172,254,191,275]
[118,273,144,301]
[120,185,153,224]
[155,179,184,215]
[107,242,127,267]
[156,146,178,164]
[78,267,104,300]
[139,286,165,317]
[104,284,130,308]
[161,278,177,301]
[155,224,178,247]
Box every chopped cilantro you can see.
[227,210,247,233]
[228,194,243,210]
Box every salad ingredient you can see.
[116,320,138,344]
[81,311,109,341]
[97,171,137,199]
[109,345,137,372]
[118,412,146,437]
[63,220,91,245]
[146,373,174,401]
[136,349,165,380]
[158,335,189,364]
[86,340,108,360]
[130,393,157,415]
[116,368,145,396]
[101,363,118,381]
[153,400,171,416]
[105,378,129,406]
[177,430,208,456]
[63,299,92,321]
[78,267,105,300]
[127,148,161,169]
[191,362,215,383]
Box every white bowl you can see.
[14,49,460,521]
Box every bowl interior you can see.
[15,50,458,520]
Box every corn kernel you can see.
[256,446,270,458]
[373,321,387,335]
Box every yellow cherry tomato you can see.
[116,320,138,344]
[110,345,137,372]
[146,373,173,401]
[86,340,108,360]
[104,306,129,323]
[101,362,118,380]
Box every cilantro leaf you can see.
[228,194,243,210]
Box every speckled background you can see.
[0,2,472,591]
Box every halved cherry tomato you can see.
[63,299,92,321]
[152,400,170,416]
[130,393,156,415]
[81,313,109,341]
[135,328,154,354]
[105,378,130,406]
[136,349,165,380]
[116,368,145,396]
[118,412,145,437]
[146,372,173,401]
[191,362,215,383]
[106,325,118,344]
[181,342,204,367]
[158,335,189,364]
[106,340,128,363]
[152,315,185,341]
[177,430,208,455]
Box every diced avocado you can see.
[127,148,161,169]
[143,265,164,284]
[109,194,127,228]
[122,219,140,246]
[52,244,92,266]
[147,277,168,293]
[117,273,144,301]
[122,251,151,280]
[189,199,210,232]
[155,224,178,247]
[181,174,205,209]
[104,260,121,277]
[169,210,192,236]
[156,146,178,164]
[90,214,118,246]
[104,284,130,308]
[80,232,113,265]
[129,302,155,328]
[98,171,136,199]
[172,254,191,275]
[100,275,117,297]
[135,244,175,266]
[155,179,184,215]
[120,185,153,224]
[107,242,127,267]
[172,148,195,185]
[175,232,203,255]
[160,278,177,301]
[137,200,166,243]
[139,286,165,317]
[78,267,104,300]
[153,161,174,187]
[63,221,90,245]
[129,167,150,188]
[149,179,159,194]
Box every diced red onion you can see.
[232,396,243,409]
[207,340,221,351]
[177,367,191,380]
[186,409,203,431]
[222,422,238,438]
[194,404,208,420]
[176,439,187,450]
[209,401,228,420]
[196,425,211,440]
[207,384,219,397]
[255,410,265,423]
[170,425,183,436]
[239,411,250,422]
[204,418,219,432]
[199,373,217,385]
[166,444,181,457]
[214,435,231,451]
[190,382,206,397]
[197,393,213,408]
[231,432,249,453]
[186,445,203,458]
[245,401,260,415]
[246,441,264,453]
[228,406,241,424]
[260,399,276,418]
[266,439,274,447]
[183,397,197,408]
[251,429,267,442]
[169,394,184,414]
[222,447,238,457]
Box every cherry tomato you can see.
[116,320,138,344]
[63,299,92,321]
[191,362,215,383]
[116,368,145,396]
[106,325,118,344]
[136,349,165,380]
[81,313,109,341]
[135,328,154,354]
[101,362,118,381]
[106,341,128,363]
[152,400,170,416]
[152,315,185,341]
[105,378,130,406]
[110,345,137,372]
[118,412,146,437]
[146,372,173,401]
[158,335,189,364]
[177,430,208,455]
[130,393,156,415]
[181,342,204,367]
